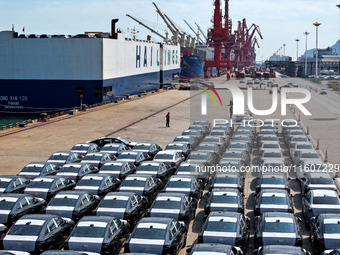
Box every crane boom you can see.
[126,14,167,41]
[194,22,207,41]
[184,20,203,44]
[152,2,177,35]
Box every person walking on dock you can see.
[166,112,170,127]
[229,105,233,118]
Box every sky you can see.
[0,0,339,61]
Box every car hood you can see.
[209,203,239,212]
[310,205,340,217]
[96,207,125,219]
[202,231,236,245]
[259,204,289,213]
[129,238,165,254]
[262,232,297,245]
[3,235,38,252]
[0,210,10,224]
[45,206,74,218]
[150,208,180,220]
[24,188,49,199]
[324,234,340,249]
[68,237,103,253]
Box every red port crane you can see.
[205,0,235,77]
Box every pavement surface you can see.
[0,74,339,254]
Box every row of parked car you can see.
[0,118,339,255]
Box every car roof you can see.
[31,176,61,181]
[53,190,89,196]
[104,192,135,197]
[262,212,295,218]
[138,217,173,225]
[208,211,241,218]
[0,194,32,199]
[18,214,55,221]
[262,245,302,254]
[191,243,232,253]
[156,193,186,199]
[211,189,240,195]
[215,173,240,178]
[0,175,22,179]
[79,215,115,224]
[135,143,153,146]
[260,189,287,194]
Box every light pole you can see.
[313,21,321,77]
[295,38,300,61]
[303,32,310,76]
[283,44,286,58]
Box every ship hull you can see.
[0,31,180,113]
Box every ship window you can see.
[76,87,85,93]
[94,87,103,97]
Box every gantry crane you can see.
[205,0,235,77]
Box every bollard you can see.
[324,150,328,162]
[298,115,300,121]
[307,126,309,135]
[316,139,320,150]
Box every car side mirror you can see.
[297,217,302,223]
[186,247,192,253]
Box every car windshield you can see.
[101,147,119,152]
[198,145,214,150]
[310,178,334,184]
[0,200,15,210]
[83,155,101,161]
[121,180,145,187]
[72,226,106,238]
[138,165,159,171]
[296,144,313,149]
[205,221,237,232]
[212,195,238,203]
[262,178,285,185]
[59,166,80,173]
[118,154,137,160]
[215,178,237,184]
[261,196,287,205]
[99,199,128,208]
[167,145,184,150]
[0,182,10,188]
[224,152,242,158]
[313,197,340,205]
[324,223,340,234]
[204,138,218,143]
[301,153,319,158]
[71,145,89,151]
[20,167,43,173]
[263,222,295,233]
[77,179,101,187]
[134,145,151,150]
[168,180,191,188]
[263,152,282,157]
[154,154,173,160]
[229,144,246,149]
[153,200,181,209]
[9,224,42,236]
[49,198,77,207]
[189,154,206,160]
[263,144,279,149]
[28,181,52,189]
[174,137,189,143]
[100,164,122,171]
[49,155,68,160]
[177,166,196,173]
[133,227,166,239]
